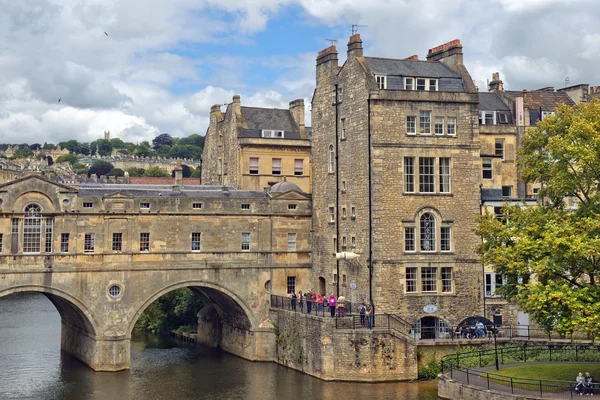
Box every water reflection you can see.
[0,293,439,400]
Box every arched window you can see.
[328,145,335,173]
[420,212,436,251]
[23,204,42,253]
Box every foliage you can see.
[42,142,56,150]
[418,360,442,380]
[56,153,79,165]
[58,140,81,154]
[143,166,170,177]
[190,166,201,178]
[134,288,204,333]
[29,143,41,150]
[14,145,34,158]
[126,167,146,177]
[109,138,126,149]
[156,144,171,155]
[152,133,174,150]
[172,165,191,178]
[72,162,88,174]
[94,139,113,156]
[108,168,125,177]
[135,147,152,157]
[491,363,600,382]
[477,101,600,338]
[78,142,90,156]
[179,134,205,148]
[169,144,201,159]
[88,160,114,177]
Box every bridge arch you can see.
[0,285,98,337]
[127,280,257,338]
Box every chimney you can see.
[404,55,418,61]
[347,34,363,60]
[426,39,463,65]
[231,95,241,115]
[174,159,183,186]
[489,72,504,92]
[289,99,305,132]
[316,45,339,81]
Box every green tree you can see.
[179,134,205,149]
[133,288,203,333]
[29,143,42,150]
[95,139,113,156]
[143,167,170,178]
[126,167,146,177]
[152,133,173,150]
[190,166,201,178]
[58,140,81,154]
[56,153,79,165]
[14,145,34,158]
[88,160,114,177]
[78,142,90,156]
[477,100,600,338]
[156,144,171,156]
[72,162,88,174]
[108,168,125,177]
[42,142,56,150]
[110,138,126,149]
[168,144,201,160]
[135,147,152,157]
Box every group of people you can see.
[576,372,595,396]
[457,319,492,339]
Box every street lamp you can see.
[334,252,360,298]
[493,325,500,370]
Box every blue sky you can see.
[0,0,599,144]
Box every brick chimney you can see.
[289,99,305,132]
[347,34,363,60]
[426,39,463,65]
[489,72,504,92]
[404,55,419,61]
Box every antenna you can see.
[351,24,367,35]
[565,77,570,87]
[326,39,338,46]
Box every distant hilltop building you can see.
[104,130,111,141]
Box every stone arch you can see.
[127,280,257,338]
[12,191,57,213]
[0,285,98,337]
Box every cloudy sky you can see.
[1,0,599,144]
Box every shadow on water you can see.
[0,293,440,400]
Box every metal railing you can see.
[270,294,354,317]
[441,344,600,399]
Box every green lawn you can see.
[486,363,600,383]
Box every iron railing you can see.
[270,294,354,317]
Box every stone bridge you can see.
[0,175,313,371]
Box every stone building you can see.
[202,96,311,193]
[311,35,484,337]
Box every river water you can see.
[0,293,439,400]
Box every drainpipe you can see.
[335,84,340,299]
[368,94,373,306]
[480,183,486,318]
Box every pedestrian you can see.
[317,294,324,314]
[475,320,485,338]
[365,304,373,329]
[584,372,594,395]
[328,295,336,317]
[359,302,366,325]
[298,291,304,312]
[290,292,297,311]
[576,372,585,395]
[311,291,317,313]
[305,290,312,314]
[337,294,345,317]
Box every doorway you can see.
[318,277,326,296]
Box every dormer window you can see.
[262,130,284,138]
[498,112,509,124]
[375,75,387,89]
[417,79,426,91]
[411,78,438,91]
[405,77,414,90]
[428,79,437,91]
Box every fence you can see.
[441,344,600,399]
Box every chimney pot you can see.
[347,34,363,60]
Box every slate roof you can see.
[478,93,511,111]
[503,91,575,110]
[364,57,462,78]
[241,107,299,132]
[77,184,267,198]
[128,177,202,185]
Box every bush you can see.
[418,360,442,380]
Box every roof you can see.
[270,180,303,193]
[363,57,462,78]
[128,177,201,185]
[240,129,301,139]
[240,107,299,132]
[504,90,575,110]
[478,93,511,111]
[76,184,267,198]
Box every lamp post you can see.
[334,252,360,298]
[493,326,500,370]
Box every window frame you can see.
[191,232,201,252]
[241,203,251,210]
[416,78,427,91]
[249,157,259,175]
[482,158,493,180]
[329,207,335,223]
[375,75,387,89]
[418,157,435,193]
[83,202,94,209]
[287,276,296,294]
[112,232,123,252]
[406,267,418,293]
[60,233,69,253]
[502,186,513,198]
[192,202,203,209]
[328,145,335,173]
[439,157,451,193]
[139,232,150,252]
[22,204,42,254]
[421,267,438,292]
[84,233,95,254]
[241,232,251,251]
[419,111,431,134]
[287,233,297,252]
[271,158,282,175]
[140,202,150,210]
[294,159,304,176]
[404,77,414,91]
[440,227,451,252]
[441,267,453,293]
[404,157,415,193]
[340,118,346,140]
[434,116,444,135]
[404,226,415,252]
[495,139,505,160]
[406,115,416,135]
[485,272,504,297]
[447,117,456,136]
[420,212,436,252]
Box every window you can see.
[351,236,356,248]
[421,267,437,292]
[375,75,387,89]
[439,158,451,193]
[44,218,53,253]
[434,117,444,135]
[60,233,69,253]
[441,267,453,292]
[241,232,250,251]
[112,233,122,251]
[328,206,335,223]
[404,157,415,193]
[406,116,416,135]
[342,207,347,219]
[83,202,93,208]
[447,117,456,136]
[337,87,343,103]
[404,227,415,252]
[333,237,337,253]
[287,276,296,294]
[419,111,431,134]
[498,112,509,124]
[485,273,504,297]
[192,232,201,252]
[272,158,282,175]
[84,233,95,253]
[416,78,426,91]
[420,213,436,251]
[262,130,284,138]
[0,234,3,253]
[441,227,451,252]
[108,285,122,298]
[406,267,417,293]
[495,139,505,160]
[532,188,539,199]
[482,158,493,179]
[249,157,259,175]
[342,180,347,192]
[482,111,494,125]
[428,79,437,91]
[140,232,150,252]
[341,236,347,251]
[328,145,335,173]
[140,202,150,209]
[288,233,297,251]
[419,157,435,193]
[294,159,304,176]
[541,111,555,120]
[351,207,356,219]
[23,204,42,253]
[193,202,203,209]
[288,204,297,210]
[11,218,18,254]
[241,203,251,210]
[340,118,346,140]
[502,186,513,198]
[405,77,414,90]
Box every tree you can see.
[14,146,34,158]
[135,147,151,157]
[79,143,90,156]
[29,143,41,150]
[58,140,81,154]
[110,138,126,149]
[156,144,171,156]
[56,153,79,165]
[73,162,88,174]
[95,139,113,156]
[42,142,56,150]
[179,134,205,149]
[108,168,125,177]
[477,100,600,339]
[152,133,173,150]
[168,144,201,160]
[88,160,114,177]
[190,166,201,178]
[126,167,146,177]
[143,166,170,178]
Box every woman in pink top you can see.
[328,295,336,318]
[317,294,324,314]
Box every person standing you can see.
[298,291,304,312]
[358,303,366,326]
[365,304,373,329]
[305,290,312,314]
[290,292,297,311]
[317,294,324,314]
[337,295,346,317]
[328,295,336,317]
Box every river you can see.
[0,293,439,400]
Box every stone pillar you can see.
[196,304,222,348]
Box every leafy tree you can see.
[152,133,174,150]
[133,288,203,333]
[126,167,146,177]
[108,168,125,177]
[143,166,170,178]
[73,162,88,174]
[58,140,81,154]
[42,142,56,150]
[477,100,600,339]
[79,142,90,156]
[157,144,171,156]
[110,138,126,149]
[29,143,42,150]
[95,139,113,156]
[56,153,79,165]
[14,146,34,158]
[35,153,45,160]
[88,160,114,177]
[135,147,151,157]
[168,144,201,160]
[178,134,205,149]
[190,166,201,178]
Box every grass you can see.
[486,363,600,383]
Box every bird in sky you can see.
[104,32,108,36]
[58,98,61,103]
